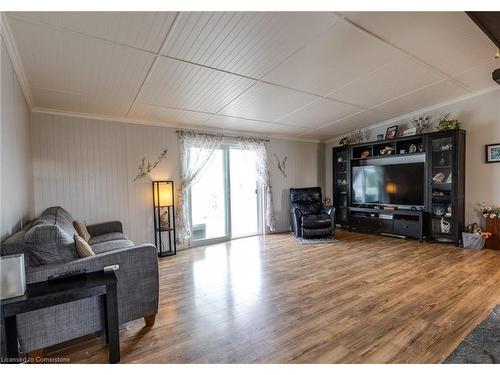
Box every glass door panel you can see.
[190,149,229,242]
[430,136,453,237]
[229,148,260,238]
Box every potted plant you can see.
[436,114,461,131]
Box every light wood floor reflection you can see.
[45,230,500,363]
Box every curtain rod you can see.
[176,130,270,142]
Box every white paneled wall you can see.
[31,112,322,244]
[269,138,324,232]
[1,37,33,240]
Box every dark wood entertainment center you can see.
[333,129,465,245]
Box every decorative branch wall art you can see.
[274,153,288,178]
[134,149,168,181]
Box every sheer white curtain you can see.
[176,131,223,241]
[238,137,276,232]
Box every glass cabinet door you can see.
[334,148,349,225]
[429,135,454,238]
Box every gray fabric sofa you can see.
[0,206,159,353]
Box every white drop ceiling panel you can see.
[301,109,393,139]
[128,103,212,126]
[9,12,177,53]
[277,98,363,128]
[372,79,470,119]
[8,16,155,114]
[452,60,500,91]
[205,114,310,136]
[138,56,256,113]
[263,20,404,96]
[328,56,446,108]
[341,12,496,77]
[163,12,338,79]
[31,87,131,117]
[218,82,318,122]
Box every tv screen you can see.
[352,162,424,206]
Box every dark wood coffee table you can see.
[1,270,120,363]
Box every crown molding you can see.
[1,12,33,109]
[324,85,500,144]
[31,107,323,144]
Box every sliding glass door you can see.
[229,148,261,238]
[189,145,262,246]
[190,148,229,243]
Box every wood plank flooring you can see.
[45,230,500,363]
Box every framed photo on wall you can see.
[385,125,398,140]
[485,143,500,163]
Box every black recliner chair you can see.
[289,187,335,239]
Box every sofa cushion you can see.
[0,221,37,267]
[73,221,91,242]
[90,240,134,254]
[74,234,95,257]
[38,206,77,238]
[24,207,79,266]
[88,232,128,245]
[301,213,332,229]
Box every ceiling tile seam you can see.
[163,55,261,82]
[366,78,453,112]
[297,109,367,136]
[325,59,403,97]
[303,75,473,137]
[124,12,182,118]
[215,13,277,74]
[193,12,262,74]
[1,13,33,109]
[6,14,159,55]
[301,78,454,135]
[323,85,500,144]
[206,14,342,117]
[193,13,244,66]
[30,86,87,96]
[271,89,369,126]
[31,106,322,143]
[209,113,313,129]
[184,13,233,64]
[177,12,222,64]
[134,102,217,117]
[336,12,474,94]
[250,13,340,82]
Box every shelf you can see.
[156,228,174,232]
[352,152,425,161]
[432,196,452,202]
[432,149,452,153]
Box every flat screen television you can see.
[352,162,424,207]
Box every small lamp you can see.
[152,181,176,257]
[386,182,397,194]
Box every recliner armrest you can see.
[87,221,123,237]
[321,207,335,217]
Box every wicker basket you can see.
[462,232,485,249]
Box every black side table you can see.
[1,270,120,364]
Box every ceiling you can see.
[4,11,499,141]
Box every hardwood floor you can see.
[45,230,500,363]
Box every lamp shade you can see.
[153,181,173,207]
[386,182,397,194]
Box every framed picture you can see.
[385,125,399,140]
[485,143,500,163]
